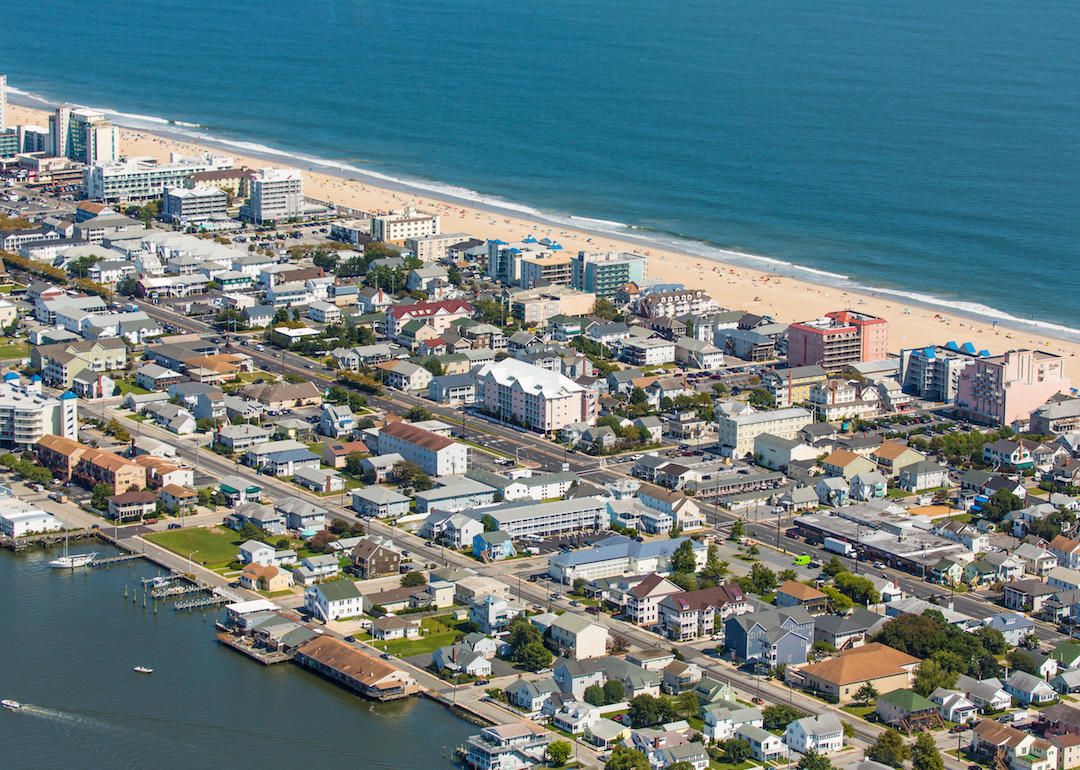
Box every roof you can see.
[877,689,937,712]
[799,642,920,686]
[316,580,363,602]
[872,441,920,460]
[379,421,455,451]
[777,580,826,601]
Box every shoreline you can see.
[8,95,1080,363]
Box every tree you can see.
[749,388,776,409]
[778,568,799,584]
[797,748,833,770]
[573,577,587,596]
[721,739,752,764]
[629,694,663,728]
[821,585,853,613]
[547,740,571,766]
[730,520,744,540]
[750,563,777,594]
[605,746,650,770]
[712,382,728,395]
[481,514,499,533]
[507,618,552,671]
[746,544,760,559]
[675,690,699,717]
[405,405,434,422]
[913,659,958,697]
[630,387,647,405]
[833,571,881,605]
[973,626,1007,656]
[702,545,729,580]
[822,556,847,577]
[762,704,806,730]
[604,679,626,704]
[422,359,444,377]
[584,684,606,707]
[671,539,698,574]
[854,682,879,706]
[867,729,911,768]
[1005,649,1038,675]
[401,571,426,588]
[911,732,945,770]
[196,417,217,433]
[90,483,114,510]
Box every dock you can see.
[174,594,229,611]
[215,633,291,665]
[89,554,142,569]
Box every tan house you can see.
[160,483,197,514]
[36,434,90,481]
[871,441,928,478]
[239,563,294,592]
[793,642,920,702]
[74,448,147,494]
[1048,734,1080,770]
[821,449,878,481]
[240,381,323,410]
[775,580,829,616]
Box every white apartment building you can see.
[0,377,78,449]
[376,421,468,477]
[163,185,228,223]
[371,207,440,242]
[84,153,234,203]
[473,358,598,432]
[715,407,813,457]
[406,232,471,263]
[0,502,63,538]
[49,107,118,164]
[478,498,608,539]
[622,339,676,366]
[248,167,304,224]
[266,281,314,307]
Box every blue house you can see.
[473,531,517,562]
[724,607,814,669]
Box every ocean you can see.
[3,0,1079,334]
[0,546,474,769]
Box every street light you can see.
[188,549,199,573]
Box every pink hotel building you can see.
[474,359,597,433]
[788,311,889,372]
[957,349,1070,427]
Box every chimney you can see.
[654,738,662,750]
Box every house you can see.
[850,471,888,501]
[658,583,749,642]
[776,580,830,615]
[1052,671,1080,696]
[985,551,1026,583]
[160,484,197,515]
[106,490,158,523]
[292,554,341,586]
[899,461,950,492]
[812,608,883,651]
[420,510,485,548]
[293,466,345,494]
[351,486,410,519]
[1006,671,1059,705]
[871,442,927,478]
[794,642,919,702]
[1050,566,1080,592]
[319,404,356,439]
[971,719,1059,770]
[701,702,763,741]
[350,538,401,579]
[505,678,561,713]
[584,719,631,750]
[724,606,814,668]
[216,424,272,452]
[239,563,293,593]
[370,616,421,642]
[930,557,966,586]
[428,373,476,405]
[986,612,1037,646]
[737,724,786,763]
[1014,650,1060,681]
[620,574,684,627]
[548,613,609,660]
[956,674,1012,713]
[469,594,526,636]
[662,660,704,696]
[816,477,850,507]
[1047,734,1080,770]
[274,499,327,532]
[1003,579,1059,612]
[784,713,844,755]
[432,644,492,678]
[876,689,943,730]
[822,449,878,481]
[552,656,660,701]
[984,439,1037,469]
[473,531,517,562]
[1051,536,1080,571]
[929,688,978,724]
[217,475,263,506]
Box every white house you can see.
[304,580,366,622]
[702,704,763,742]
[237,540,297,567]
[784,713,844,755]
[548,613,609,660]
[929,688,977,724]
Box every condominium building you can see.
[715,406,813,457]
[0,377,78,449]
[899,343,986,404]
[0,75,5,134]
[571,251,648,299]
[84,152,234,203]
[508,285,596,326]
[370,207,440,243]
[519,253,573,288]
[376,421,468,477]
[637,290,719,319]
[405,232,471,263]
[474,358,598,432]
[247,167,304,224]
[486,239,561,285]
[956,349,1070,427]
[763,365,829,408]
[186,167,255,198]
[49,107,118,164]
[621,339,676,367]
[163,185,228,223]
[476,497,608,539]
[31,338,130,389]
[787,311,889,372]
[385,300,473,340]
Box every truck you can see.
[823,537,853,557]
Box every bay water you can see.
[3,0,1079,331]
[0,547,473,769]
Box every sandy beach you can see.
[11,103,1080,366]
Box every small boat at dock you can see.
[133,666,153,674]
[2,699,22,710]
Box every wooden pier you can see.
[174,594,229,611]
[89,554,141,569]
[215,633,291,665]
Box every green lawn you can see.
[373,615,472,658]
[145,526,246,568]
[886,488,914,498]
[0,339,29,360]
[115,381,151,396]
[840,704,876,718]
[127,414,148,422]
[0,285,15,294]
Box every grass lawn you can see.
[373,615,472,658]
[0,339,29,359]
[145,526,245,569]
[115,381,151,396]
[711,760,759,770]
[886,488,914,498]
[0,285,14,294]
[840,704,876,718]
[127,414,148,422]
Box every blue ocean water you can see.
[4,0,1078,331]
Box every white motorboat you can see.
[2,699,21,710]
[133,666,153,674]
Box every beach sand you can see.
[12,103,1080,365]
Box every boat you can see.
[1,700,21,710]
[133,666,153,674]
[48,525,97,569]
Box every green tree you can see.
[675,690,699,717]
[603,679,626,704]
[547,740,571,766]
[797,748,833,770]
[400,571,426,588]
[746,543,760,559]
[605,746,650,770]
[405,405,434,422]
[630,387,648,405]
[822,556,847,577]
[196,417,217,433]
[671,540,698,574]
[854,682,879,706]
[507,618,552,670]
[750,563,777,594]
[749,387,776,409]
[1005,649,1038,675]
[702,544,726,579]
[481,514,499,533]
[90,483,114,510]
[834,571,881,605]
[712,382,728,395]
[821,585,853,612]
[721,739,752,764]
[762,704,806,730]
[778,568,798,583]
[911,732,945,770]
[867,728,911,768]
[912,659,958,697]
[422,359,444,377]
[573,577,587,596]
[972,626,1008,656]
[584,684,606,706]
[628,694,663,728]
[730,520,744,540]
